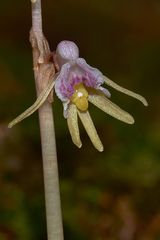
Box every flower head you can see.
[8,40,148,152]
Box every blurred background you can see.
[0,0,160,239]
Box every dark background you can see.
[0,0,160,239]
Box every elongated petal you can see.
[67,104,82,148]
[8,80,55,128]
[77,110,104,152]
[104,76,148,106]
[89,94,134,124]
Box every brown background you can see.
[0,1,160,239]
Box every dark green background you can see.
[0,0,159,239]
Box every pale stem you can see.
[39,103,64,239]
[31,0,64,239]
[32,0,42,33]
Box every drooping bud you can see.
[55,41,79,68]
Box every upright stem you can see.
[39,102,64,240]
[32,0,42,33]
[31,0,64,239]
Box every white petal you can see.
[54,62,71,102]
[67,104,82,148]
[89,94,134,124]
[104,76,148,106]
[77,110,104,152]
[8,80,55,128]
[98,86,111,98]
[76,58,104,86]
[63,101,70,118]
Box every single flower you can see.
[8,41,148,152]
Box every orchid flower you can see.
[8,41,148,151]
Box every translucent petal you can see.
[67,104,82,148]
[89,94,135,124]
[76,58,104,87]
[8,80,55,128]
[104,76,148,106]
[77,110,104,152]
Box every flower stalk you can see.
[30,0,63,239]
